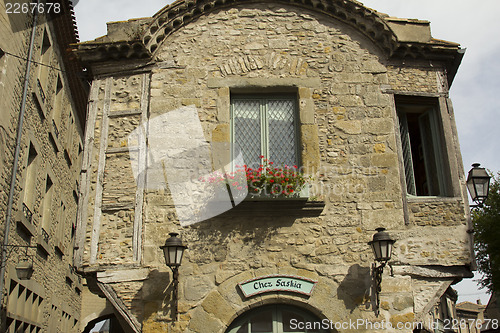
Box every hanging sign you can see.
[238,274,317,298]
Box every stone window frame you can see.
[209,77,320,176]
[38,167,57,256]
[54,199,66,256]
[395,96,449,197]
[33,27,54,119]
[16,133,43,237]
[51,74,64,136]
[37,28,53,96]
[391,93,464,224]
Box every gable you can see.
[144,0,397,56]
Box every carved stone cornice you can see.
[72,40,151,64]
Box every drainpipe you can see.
[0,2,40,329]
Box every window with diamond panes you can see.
[231,95,298,169]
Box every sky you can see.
[74,0,499,305]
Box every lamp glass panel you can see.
[168,247,178,265]
[476,178,490,197]
[371,243,382,261]
[379,241,388,259]
[384,241,393,260]
[176,247,184,265]
[475,181,485,198]
[162,247,169,265]
[467,181,477,201]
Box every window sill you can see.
[228,199,325,217]
[54,238,65,257]
[245,186,310,201]
[16,209,36,237]
[37,234,50,256]
[406,195,463,203]
[222,187,324,217]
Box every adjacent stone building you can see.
[0,1,87,331]
[73,0,473,332]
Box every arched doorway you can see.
[226,304,332,333]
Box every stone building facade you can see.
[0,1,87,331]
[74,0,473,332]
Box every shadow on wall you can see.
[141,269,173,322]
[185,212,298,265]
[337,264,372,313]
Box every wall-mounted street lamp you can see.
[368,228,395,316]
[0,244,37,280]
[466,163,491,208]
[160,233,187,321]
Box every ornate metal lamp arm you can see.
[372,261,387,317]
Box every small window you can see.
[23,143,38,212]
[396,97,447,196]
[41,175,53,242]
[231,95,298,168]
[38,29,52,90]
[52,76,63,134]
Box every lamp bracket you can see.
[470,203,483,210]
[372,261,387,317]
[0,244,37,269]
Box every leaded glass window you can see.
[231,95,298,169]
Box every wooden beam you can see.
[90,77,112,265]
[97,282,142,333]
[133,73,151,263]
[75,80,100,267]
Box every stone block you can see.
[184,275,214,302]
[361,208,403,231]
[334,120,362,135]
[188,307,224,333]
[389,312,415,328]
[370,153,397,168]
[364,118,393,135]
[201,291,236,324]
[381,275,412,293]
[392,294,414,311]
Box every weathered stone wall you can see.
[76,3,471,333]
[0,6,83,332]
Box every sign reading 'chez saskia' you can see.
[238,275,317,298]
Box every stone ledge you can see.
[391,264,473,279]
[406,196,463,203]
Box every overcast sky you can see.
[74,0,499,304]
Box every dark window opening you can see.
[396,96,447,196]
